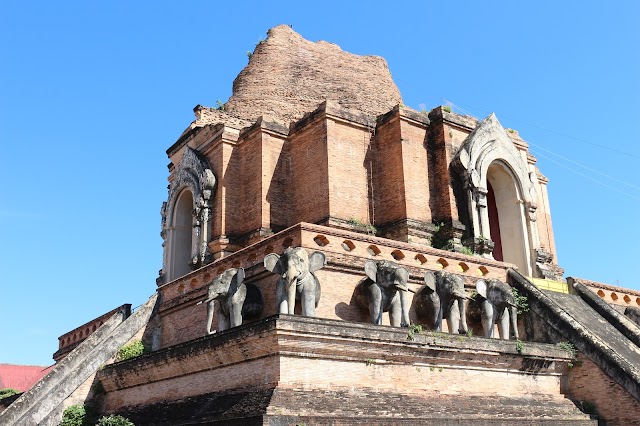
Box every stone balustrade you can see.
[568,277,640,310]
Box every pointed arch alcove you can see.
[454,113,541,277]
[168,189,194,281]
[160,147,216,284]
[486,160,531,274]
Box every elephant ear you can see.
[264,253,282,275]
[394,267,410,289]
[476,279,488,299]
[423,271,436,292]
[234,267,245,286]
[309,251,326,273]
[364,260,377,282]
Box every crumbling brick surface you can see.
[225,25,403,124]
[566,355,640,426]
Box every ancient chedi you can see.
[3,25,640,426]
[160,24,561,284]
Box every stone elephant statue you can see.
[354,260,414,327]
[415,270,469,334]
[198,267,263,334]
[475,278,519,340]
[624,306,640,327]
[264,247,326,317]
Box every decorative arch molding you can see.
[159,147,216,284]
[453,113,541,276]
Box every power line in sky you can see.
[530,149,640,202]
[441,99,640,202]
[441,98,640,160]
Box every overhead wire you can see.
[440,98,640,202]
[529,149,640,202]
[441,98,640,160]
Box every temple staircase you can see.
[0,293,159,426]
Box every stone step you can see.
[117,386,597,425]
[267,388,596,424]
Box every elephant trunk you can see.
[457,298,468,334]
[510,305,519,339]
[285,264,299,315]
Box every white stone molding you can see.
[454,113,540,276]
[160,147,216,283]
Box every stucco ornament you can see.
[196,267,264,334]
[452,113,542,275]
[416,270,469,334]
[264,247,326,317]
[475,278,519,340]
[159,147,216,284]
[354,260,414,327]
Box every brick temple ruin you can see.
[2,25,640,425]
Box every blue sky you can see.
[1,1,638,366]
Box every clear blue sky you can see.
[1,1,638,366]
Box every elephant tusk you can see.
[395,285,416,293]
[197,296,216,305]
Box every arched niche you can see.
[486,161,531,274]
[159,147,216,284]
[453,113,539,277]
[168,189,194,281]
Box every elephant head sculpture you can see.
[198,267,263,334]
[415,270,468,334]
[475,278,519,340]
[354,260,413,327]
[264,247,326,317]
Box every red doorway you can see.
[487,182,503,261]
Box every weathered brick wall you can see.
[374,112,406,225]
[157,223,514,348]
[566,355,640,425]
[225,25,402,125]
[238,126,264,235]
[572,277,640,309]
[326,116,372,224]
[399,115,431,223]
[427,110,458,223]
[54,304,131,362]
[260,127,289,231]
[289,113,330,225]
[98,316,591,424]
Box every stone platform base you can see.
[98,315,595,425]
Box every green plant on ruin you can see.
[443,105,451,113]
[96,415,135,426]
[459,246,474,256]
[407,324,423,341]
[557,341,579,368]
[429,223,451,250]
[246,51,253,59]
[515,339,524,353]
[347,217,377,235]
[511,288,530,315]
[115,340,147,362]
[430,222,461,253]
[0,388,20,400]
[507,128,516,133]
[215,100,225,111]
[365,358,374,366]
[60,404,95,426]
